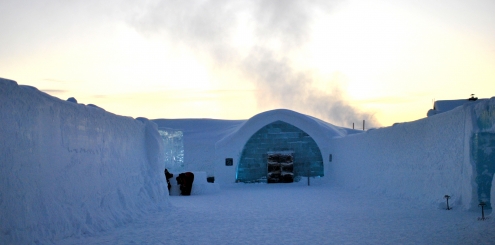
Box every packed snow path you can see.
[58,183,494,245]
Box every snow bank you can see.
[330,98,495,210]
[0,78,169,244]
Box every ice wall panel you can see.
[472,133,495,208]
[471,100,495,208]
[159,129,184,172]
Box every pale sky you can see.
[1,0,494,128]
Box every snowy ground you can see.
[57,181,495,245]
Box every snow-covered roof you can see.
[216,109,349,150]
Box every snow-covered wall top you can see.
[330,97,495,210]
[427,98,487,117]
[0,78,168,244]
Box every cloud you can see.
[91,89,256,102]
[356,97,421,105]
[41,89,67,94]
[126,0,379,127]
[91,95,109,99]
[43,78,69,83]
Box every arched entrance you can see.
[236,120,324,183]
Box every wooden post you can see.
[479,202,486,220]
[444,195,451,210]
[363,120,365,130]
[307,168,310,186]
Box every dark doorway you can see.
[267,152,294,183]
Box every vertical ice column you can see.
[159,129,185,172]
[471,99,495,209]
[472,133,495,208]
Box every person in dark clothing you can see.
[176,172,194,195]
[164,169,173,194]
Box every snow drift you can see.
[0,78,169,244]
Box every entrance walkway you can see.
[57,183,494,244]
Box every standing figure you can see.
[164,169,173,194]
[176,172,194,195]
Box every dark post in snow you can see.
[444,195,451,210]
[363,120,365,131]
[478,202,487,220]
[307,168,310,186]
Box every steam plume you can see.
[127,0,379,127]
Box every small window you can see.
[329,154,332,162]
[225,158,233,166]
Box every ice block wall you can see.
[0,78,168,244]
[237,120,323,182]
